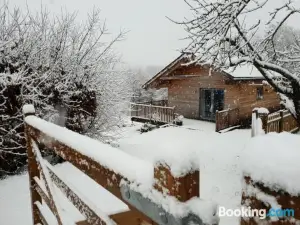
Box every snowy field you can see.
[1,118,252,225]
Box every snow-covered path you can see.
[198,129,250,225]
[0,120,251,225]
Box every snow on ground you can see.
[181,118,216,131]
[118,121,251,225]
[0,118,252,225]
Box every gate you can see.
[215,108,240,132]
[23,105,216,225]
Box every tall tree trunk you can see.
[291,83,300,126]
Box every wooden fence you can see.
[253,109,299,135]
[242,176,300,224]
[23,105,205,225]
[215,108,240,132]
[130,103,176,124]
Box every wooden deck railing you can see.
[253,109,299,135]
[23,104,207,225]
[130,103,175,124]
[136,100,168,107]
[215,108,240,132]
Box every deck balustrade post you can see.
[254,109,258,119]
[215,110,219,132]
[23,104,42,225]
[258,111,268,134]
[154,162,199,202]
[279,110,284,133]
[251,109,258,137]
[150,104,153,122]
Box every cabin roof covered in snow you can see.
[223,64,264,80]
[143,54,265,89]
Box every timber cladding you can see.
[155,65,281,122]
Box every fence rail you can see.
[23,104,205,225]
[252,109,299,136]
[215,108,240,132]
[130,103,175,124]
[136,100,168,106]
[267,109,299,133]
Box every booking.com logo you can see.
[218,206,295,219]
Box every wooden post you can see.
[154,163,199,202]
[23,105,42,225]
[279,110,284,133]
[254,109,258,119]
[251,109,258,137]
[259,112,268,134]
[215,110,219,132]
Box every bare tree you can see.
[176,0,300,123]
[0,4,130,176]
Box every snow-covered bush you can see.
[140,123,157,133]
[0,5,131,176]
[151,112,161,123]
[173,114,184,126]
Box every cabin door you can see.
[199,88,224,121]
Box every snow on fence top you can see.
[25,115,153,186]
[241,132,300,195]
[119,127,202,177]
[253,107,269,114]
[23,104,36,115]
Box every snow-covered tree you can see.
[129,66,167,103]
[177,0,300,123]
[0,5,130,176]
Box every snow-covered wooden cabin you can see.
[143,54,281,124]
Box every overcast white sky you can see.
[4,0,300,70]
[5,0,191,69]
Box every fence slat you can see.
[45,161,108,225]
[35,202,51,225]
[31,140,63,225]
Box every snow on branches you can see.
[177,0,300,121]
[0,4,131,176]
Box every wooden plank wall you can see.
[167,66,235,119]
[160,65,281,122]
[238,83,281,120]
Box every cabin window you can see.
[257,87,263,100]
